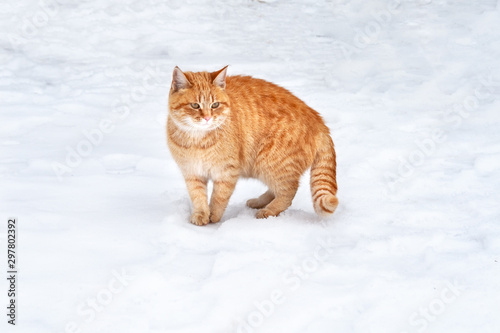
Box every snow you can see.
[1,0,500,332]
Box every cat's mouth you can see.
[190,118,214,129]
[185,117,224,132]
[197,118,213,126]
[170,114,225,133]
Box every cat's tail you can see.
[310,133,338,216]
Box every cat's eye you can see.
[211,102,220,109]
[190,103,200,109]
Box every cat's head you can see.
[168,66,230,132]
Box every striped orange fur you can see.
[167,66,338,225]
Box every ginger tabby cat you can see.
[167,66,338,226]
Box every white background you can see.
[1,0,499,332]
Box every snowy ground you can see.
[1,0,500,332]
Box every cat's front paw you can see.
[190,211,210,226]
[209,211,222,224]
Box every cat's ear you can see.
[211,65,228,89]
[171,66,191,92]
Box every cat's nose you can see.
[204,116,212,121]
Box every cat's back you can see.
[225,75,326,131]
[226,75,304,108]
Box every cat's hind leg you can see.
[255,180,299,219]
[247,190,275,209]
